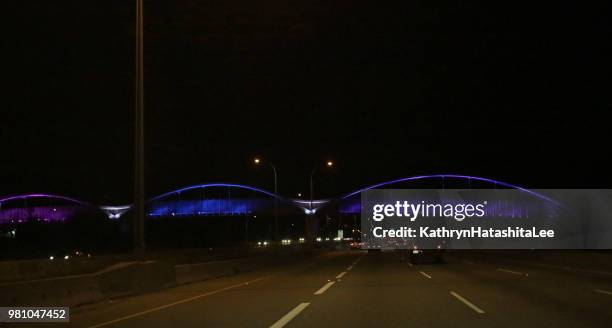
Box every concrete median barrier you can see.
[0,261,175,307]
[97,261,176,299]
[1,248,325,307]
[174,260,236,284]
[173,250,317,284]
[0,273,102,307]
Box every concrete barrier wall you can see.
[0,274,102,307]
[175,260,236,284]
[0,258,117,284]
[1,249,322,307]
[97,261,176,299]
[174,253,292,285]
[0,245,262,284]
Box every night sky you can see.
[3,1,611,204]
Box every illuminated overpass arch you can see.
[336,174,559,214]
[150,183,280,201]
[0,193,92,224]
[102,183,316,219]
[1,176,559,222]
[146,183,288,218]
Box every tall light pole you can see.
[310,161,333,211]
[254,158,278,241]
[306,160,333,247]
[133,0,146,255]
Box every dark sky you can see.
[3,1,611,204]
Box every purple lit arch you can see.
[0,193,87,205]
[0,193,92,224]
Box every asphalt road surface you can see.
[43,251,612,328]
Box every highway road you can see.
[45,250,612,328]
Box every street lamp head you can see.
[326,161,334,167]
[254,158,261,165]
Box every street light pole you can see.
[254,158,279,241]
[133,0,146,255]
[309,167,317,211]
[307,161,333,246]
[310,161,333,211]
[271,164,278,242]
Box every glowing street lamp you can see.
[310,160,335,211]
[253,157,278,240]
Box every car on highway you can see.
[349,241,363,250]
[409,244,444,264]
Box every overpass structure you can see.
[0,194,92,225]
[0,175,557,224]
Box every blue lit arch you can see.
[150,183,281,201]
[342,174,558,204]
[147,183,282,217]
[334,174,561,215]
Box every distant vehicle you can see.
[349,241,363,250]
[409,244,444,264]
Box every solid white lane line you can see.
[314,281,335,295]
[336,271,347,279]
[498,268,528,276]
[88,275,272,328]
[450,291,485,314]
[347,265,353,271]
[419,271,432,279]
[269,303,310,328]
[595,289,612,296]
